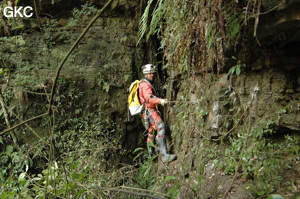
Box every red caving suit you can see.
[138,78,164,144]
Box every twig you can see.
[0,91,18,147]
[195,109,247,142]
[211,98,254,141]
[4,86,50,95]
[120,185,169,197]
[169,100,198,104]
[97,186,166,199]
[253,0,261,37]
[3,103,49,145]
[33,0,42,31]
[0,112,48,135]
[222,162,239,199]
[76,181,100,199]
[196,129,211,141]
[248,1,284,17]
[212,0,226,40]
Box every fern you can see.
[137,0,154,45]
[137,0,168,45]
[147,0,167,40]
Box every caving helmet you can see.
[142,64,157,74]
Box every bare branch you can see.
[97,186,166,199]
[0,91,18,147]
[0,112,48,136]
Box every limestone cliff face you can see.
[166,0,300,138]
[161,1,300,197]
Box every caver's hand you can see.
[160,99,168,106]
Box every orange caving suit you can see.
[138,78,165,145]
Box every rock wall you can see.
[166,0,300,139]
[161,2,300,197]
[169,67,299,139]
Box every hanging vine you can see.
[137,0,265,75]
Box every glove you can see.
[160,99,168,106]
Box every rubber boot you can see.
[156,137,177,163]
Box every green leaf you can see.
[74,190,86,197]
[133,147,144,154]
[124,74,130,81]
[133,147,146,161]
[228,66,235,75]
[148,154,157,162]
[231,23,240,37]
[167,186,180,198]
[167,186,177,194]
[12,154,20,163]
[165,176,176,181]
[236,65,241,76]
[147,142,154,147]
[266,194,285,199]
[147,0,167,40]
[257,190,265,196]
[103,82,110,93]
[6,145,14,154]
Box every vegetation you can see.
[137,1,299,198]
[138,0,248,74]
[0,0,299,199]
[160,93,299,198]
[0,1,131,198]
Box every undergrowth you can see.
[0,3,131,198]
[157,90,299,198]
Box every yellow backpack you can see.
[128,80,144,116]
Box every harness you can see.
[140,78,158,110]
